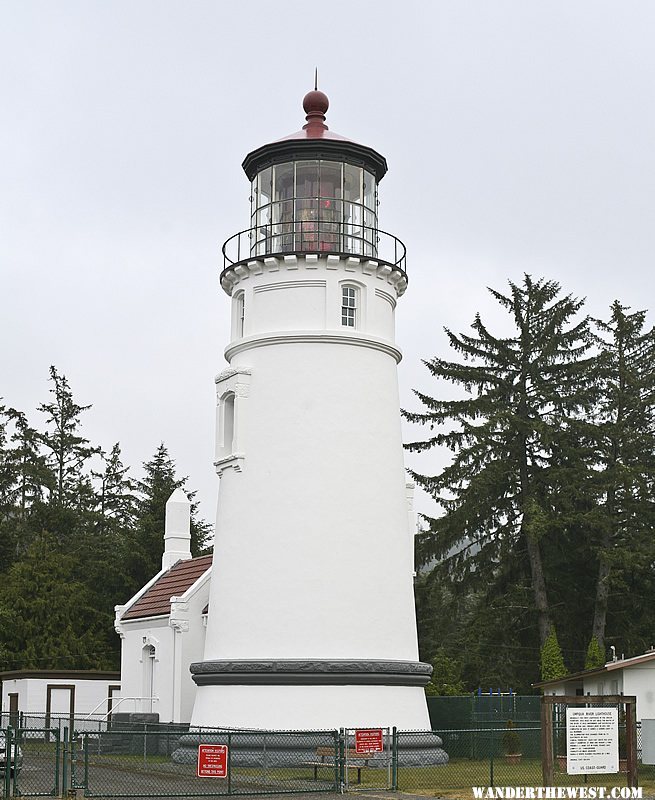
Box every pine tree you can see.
[585,636,605,670]
[540,626,567,681]
[7,409,52,517]
[0,407,52,572]
[404,276,595,649]
[588,302,655,654]
[424,648,466,696]
[92,443,137,536]
[120,444,211,598]
[0,532,114,670]
[38,366,99,509]
[0,404,15,515]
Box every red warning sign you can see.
[355,729,384,754]
[197,744,228,778]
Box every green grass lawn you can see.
[13,747,655,800]
[393,759,655,798]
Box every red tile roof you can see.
[122,555,213,620]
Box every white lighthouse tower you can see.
[190,88,433,732]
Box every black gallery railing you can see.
[221,223,407,278]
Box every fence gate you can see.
[343,727,392,791]
[2,728,61,799]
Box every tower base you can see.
[190,659,434,730]
[172,730,448,768]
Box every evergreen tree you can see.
[0,405,18,573]
[92,443,137,536]
[7,409,52,518]
[121,444,211,598]
[404,276,595,649]
[0,602,15,669]
[0,532,114,669]
[540,626,567,681]
[588,302,655,654]
[585,636,605,670]
[0,408,52,572]
[425,648,465,696]
[0,404,15,514]
[38,366,99,509]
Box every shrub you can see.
[540,626,567,681]
[502,719,522,755]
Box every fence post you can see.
[541,697,554,786]
[84,733,89,793]
[54,730,61,797]
[3,729,11,799]
[227,732,232,796]
[62,727,68,797]
[263,732,268,783]
[5,728,18,797]
[339,729,346,791]
[626,700,638,789]
[489,727,494,788]
[391,727,398,790]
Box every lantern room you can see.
[222,88,406,284]
[248,157,378,258]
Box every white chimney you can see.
[162,489,192,571]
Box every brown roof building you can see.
[122,555,213,620]
[114,490,213,724]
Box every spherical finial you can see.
[303,90,329,118]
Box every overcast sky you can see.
[2,1,654,531]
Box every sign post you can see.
[197,745,228,778]
[540,695,638,788]
[566,708,618,774]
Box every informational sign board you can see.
[355,728,384,754]
[197,744,228,778]
[566,708,618,774]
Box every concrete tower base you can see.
[190,659,433,731]
[172,730,448,769]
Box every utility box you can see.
[642,720,655,765]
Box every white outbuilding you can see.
[535,648,655,721]
[113,489,212,724]
[0,669,120,728]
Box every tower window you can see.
[341,286,357,327]
[235,292,245,338]
[222,393,235,453]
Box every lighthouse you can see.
[190,88,433,732]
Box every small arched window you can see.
[222,393,235,453]
[234,292,245,338]
[341,285,357,328]
[142,644,156,712]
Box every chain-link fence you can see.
[1,726,63,799]
[396,728,542,794]
[2,719,653,798]
[426,695,542,731]
[71,728,340,797]
[396,725,654,795]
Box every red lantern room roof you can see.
[242,89,388,182]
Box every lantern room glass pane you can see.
[344,164,363,206]
[295,161,319,198]
[273,163,294,202]
[317,162,342,253]
[364,171,376,212]
[250,177,257,226]
[319,162,342,203]
[256,167,272,229]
